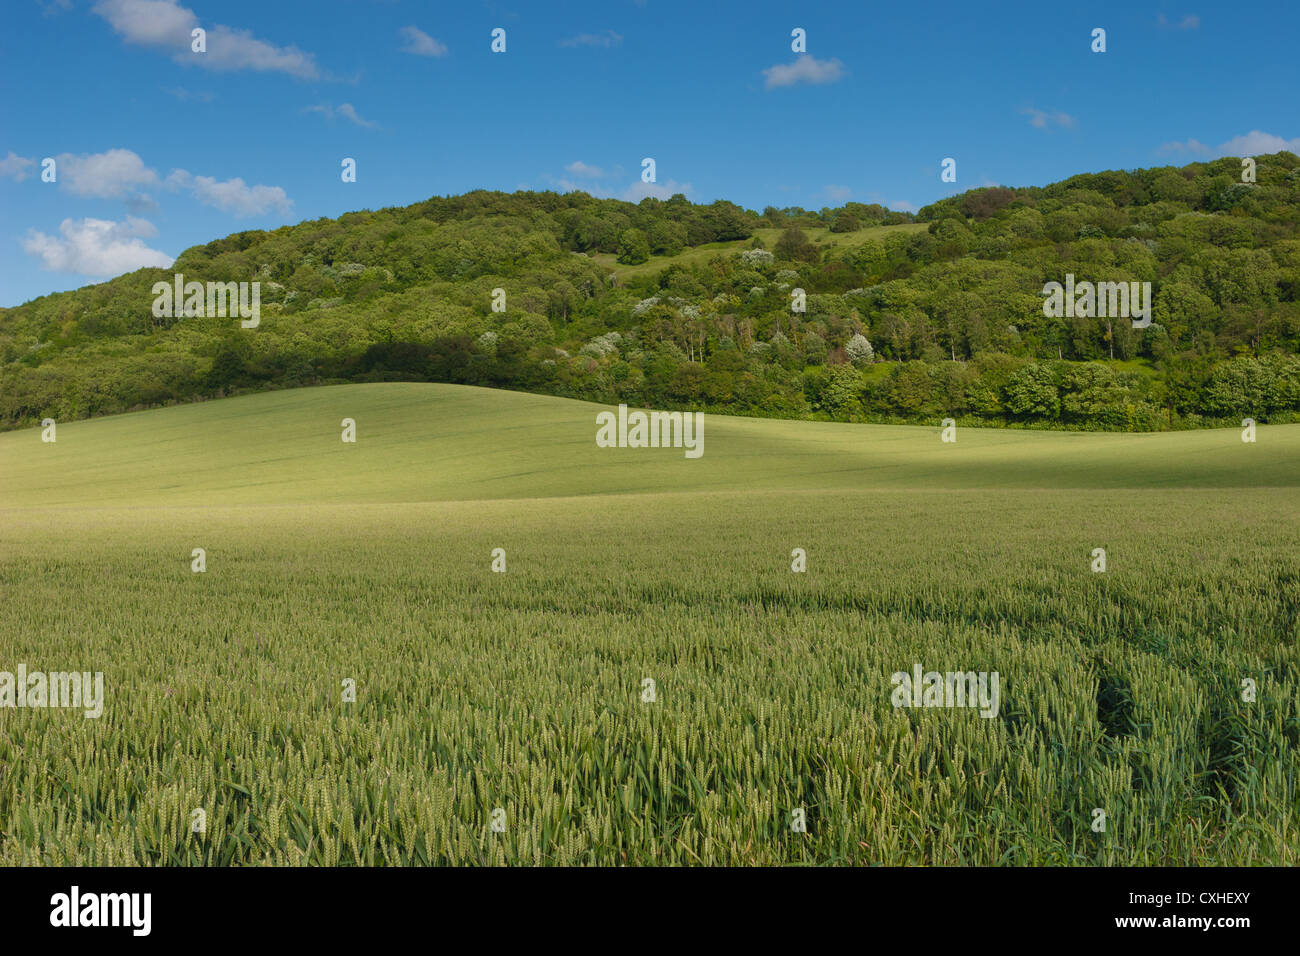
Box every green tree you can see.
[617,228,651,265]
[775,227,816,264]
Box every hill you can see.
[3,153,1300,435]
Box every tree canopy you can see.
[4,152,1300,432]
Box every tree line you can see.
[2,151,1299,431]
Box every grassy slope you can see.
[2,382,1297,509]
[588,223,929,281]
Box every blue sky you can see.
[1,0,1297,307]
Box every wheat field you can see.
[0,384,1296,864]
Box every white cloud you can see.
[1218,130,1300,157]
[22,216,173,276]
[168,170,292,216]
[0,151,36,182]
[565,161,606,178]
[399,26,447,57]
[56,148,159,198]
[1021,107,1077,130]
[93,0,320,78]
[305,102,377,128]
[559,30,623,48]
[38,148,292,218]
[824,184,852,202]
[1157,13,1200,29]
[1161,130,1300,158]
[762,56,845,89]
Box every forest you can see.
[2,150,1299,432]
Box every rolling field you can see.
[1,383,1297,865]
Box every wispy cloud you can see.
[565,161,607,178]
[862,191,915,213]
[762,55,845,89]
[1021,107,1077,130]
[304,103,378,129]
[559,30,622,49]
[622,178,691,201]
[548,161,627,194]
[165,86,215,102]
[399,26,448,57]
[1159,138,1213,156]
[0,152,36,182]
[824,185,852,202]
[1157,13,1201,30]
[93,0,320,78]
[547,169,691,202]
